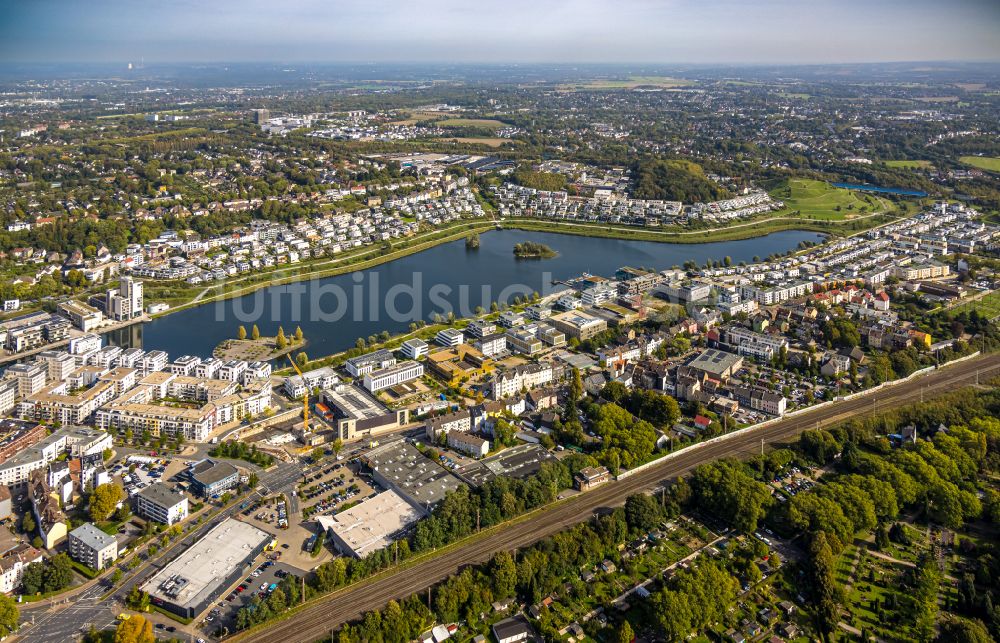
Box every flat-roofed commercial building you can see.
[315,489,422,558]
[57,300,104,332]
[187,459,239,498]
[685,348,744,382]
[505,328,543,355]
[0,380,17,416]
[7,363,47,398]
[362,360,424,393]
[361,439,466,513]
[398,339,428,360]
[550,310,608,341]
[455,443,557,487]
[142,518,271,619]
[321,385,409,442]
[345,349,396,378]
[135,483,189,525]
[434,328,464,348]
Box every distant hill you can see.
[630,159,730,203]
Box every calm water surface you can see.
[106,229,825,359]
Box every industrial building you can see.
[321,385,409,442]
[143,518,272,619]
[316,489,422,558]
[361,439,466,513]
[455,444,557,487]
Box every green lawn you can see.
[769,178,887,220]
[556,76,695,91]
[960,156,1000,172]
[885,160,933,169]
[435,118,507,129]
[951,289,1000,319]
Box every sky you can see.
[1,0,998,65]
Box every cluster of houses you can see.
[492,181,782,228]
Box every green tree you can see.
[294,326,304,341]
[936,616,994,643]
[90,482,124,522]
[126,586,151,612]
[624,493,664,534]
[616,621,634,643]
[490,551,518,599]
[114,614,155,643]
[21,513,34,535]
[296,352,308,367]
[0,594,18,637]
[807,533,841,636]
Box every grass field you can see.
[951,290,1000,319]
[442,137,518,148]
[960,156,1000,172]
[769,178,888,220]
[556,75,695,91]
[885,159,933,169]
[434,118,507,129]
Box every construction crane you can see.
[286,353,309,429]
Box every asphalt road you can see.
[17,461,303,642]
[235,352,1000,643]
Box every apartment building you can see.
[490,362,554,400]
[135,483,189,525]
[447,431,489,458]
[68,522,118,570]
[106,275,144,321]
[7,363,47,398]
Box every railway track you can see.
[236,351,1000,643]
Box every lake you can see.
[831,182,928,197]
[107,228,825,360]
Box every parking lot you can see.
[297,461,375,521]
[202,559,301,636]
[111,455,191,500]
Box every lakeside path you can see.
[234,350,1000,643]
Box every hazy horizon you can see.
[1,0,998,66]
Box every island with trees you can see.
[512,241,558,259]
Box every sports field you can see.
[960,156,1000,172]
[769,178,888,220]
[952,290,1000,319]
[885,160,933,169]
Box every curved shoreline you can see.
[139,212,884,328]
